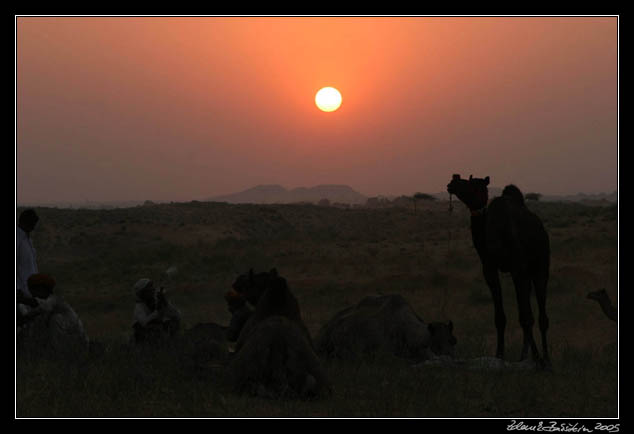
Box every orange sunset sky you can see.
[16,16,618,204]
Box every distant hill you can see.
[207,184,368,205]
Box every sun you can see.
[315,87,342,112]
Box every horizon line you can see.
[16,186,618,208]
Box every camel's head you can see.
[447,174,490,212]
[428,320,457,357]
[231,268,281,307]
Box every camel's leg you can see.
[511,272,540,363]
[483,264,506,359]
[533,272,550,367]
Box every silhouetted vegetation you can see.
[412,192,436,215]
[525,192,542,201]
[414,192,436,201]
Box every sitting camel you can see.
[234,269,312,350]
[587,289,617,322]
[314,294,457,362]
[227,268,312,347]
[226,269,329,398]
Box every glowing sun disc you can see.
[315,87,342,112]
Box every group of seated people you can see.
[16,271,184,357]
[16,270,239,357]
[16,266,290,358]
[16,208,256,357]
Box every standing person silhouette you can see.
[17,209,41,326]
[17,209,39,300]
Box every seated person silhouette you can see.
[225,288,254,342]
[132,278,181,344]
[17,273,89,357]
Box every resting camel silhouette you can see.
[447,174,551,368]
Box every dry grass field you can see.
[15,199,618,418]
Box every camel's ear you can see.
[448,320,453,333]
[484,176,490,185]
[469,174,473,181]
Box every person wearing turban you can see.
[17,273,89,358]
[132,278,181,344]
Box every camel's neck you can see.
[470,212,487,258]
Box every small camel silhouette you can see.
[447,174,551,368]
[587,289,617,322]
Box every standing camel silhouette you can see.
[447,174,551,368]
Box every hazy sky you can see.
[16,16,618,204]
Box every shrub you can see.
[525,192,542,201]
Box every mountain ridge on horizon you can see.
[206,184,368,205]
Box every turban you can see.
[133,278,153,295]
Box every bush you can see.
[525,192,542,201]
[413,192,436,201]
